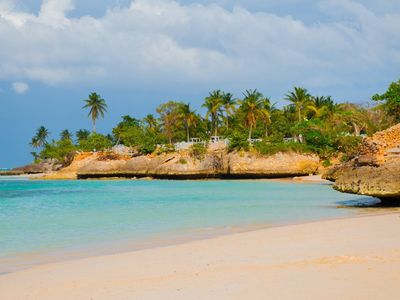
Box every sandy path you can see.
[1,213,399,300]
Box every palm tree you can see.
[76,129,90,142]
[179,103,198,142]
[143,114,158,132]
[30,126,49,149]
[307,96,334,119]
[60,129,72,141]
[221,92,236,130]
[261,97,272,136]
[83,92,108,133]
[239,90,269,140]
[203,90,223,136]
[285,87,311,122]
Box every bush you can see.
[40,139,77,165]
[178,157,187,164]
[254,141,312,156]
[190,143,207,159]
[228,132,250,152]
[334,136,362,161]
[78,133,112,152]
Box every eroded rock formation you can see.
[41,149,319,180]
[324,123,400,201]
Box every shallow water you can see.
[0,178,380,272]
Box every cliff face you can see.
[324,123,400,201]
[42,149,319,180]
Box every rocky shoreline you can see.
[16,147,320,180]
[324,123,400,203]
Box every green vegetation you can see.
[29,79,400,165]
[190,143,207,160]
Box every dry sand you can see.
[1,213,399,300]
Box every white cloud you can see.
[0,0,399,94]
[12,81,29,94]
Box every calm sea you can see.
[0,177,378,273]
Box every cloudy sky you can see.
[0,0,399,166]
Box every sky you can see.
[0,0,399,167]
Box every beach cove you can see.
[1,213,399,300]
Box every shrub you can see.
[228,132,250,152]
[178,157,187,164]
[254,141,312,156]
[190,143,207,159]
[333,136,362,161]
[40,139,77,165]
[78,133,112,152]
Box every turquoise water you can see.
[0,177,376,272]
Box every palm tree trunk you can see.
[248,125,252,141]
[213,114,218,136]
[298,108,301,123]
[186,125,190,143]
[93,118,96,133]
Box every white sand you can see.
[1,213,399,300]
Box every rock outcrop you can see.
[333,158,400,200]
[228,152,319,178]
[13,159,63,174]
[324,123,400,201]
[41,149,319,180]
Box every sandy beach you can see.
[1,213,399,300]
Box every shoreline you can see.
[1,212,399,299]
[2,199,393,275]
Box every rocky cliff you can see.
[41,149,319,180]
[324,123,400,201]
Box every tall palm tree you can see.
[221,92,236,130]
[179,103,198,142]
[239,90,269,140]
[261,97,272,136]
[285,87,311,122]
[203,90,223,136]
[83,92,108,133]
[30,126,49,149]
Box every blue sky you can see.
[0,0,399,167]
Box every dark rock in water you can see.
[13,159,63,174]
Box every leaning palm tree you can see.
[221,92,236,131]
[30,126,49,149]
[239,90,269,140]
[83,92,108,133]
[203,90,223,136]
[285,87,311,122]
[179,103,198,142]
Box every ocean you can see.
[0,177,377,273]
